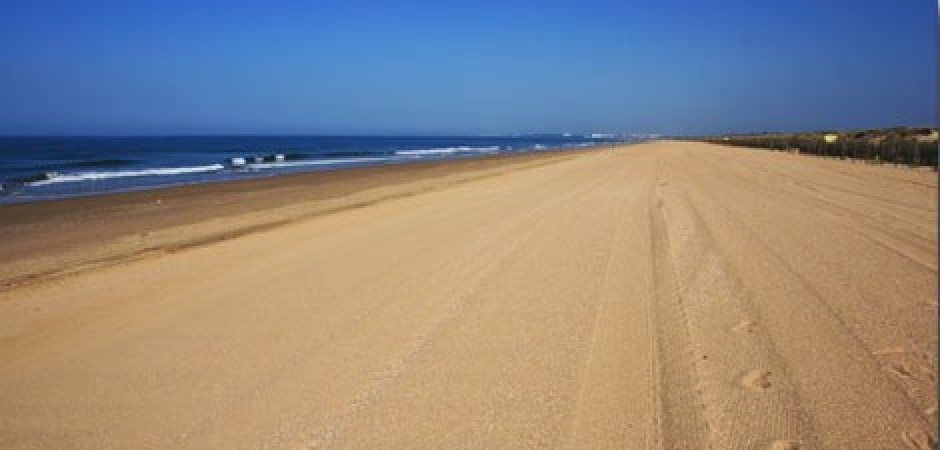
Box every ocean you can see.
[0,135,629,204]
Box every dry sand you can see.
[0,141,936,449]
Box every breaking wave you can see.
[394,146,500,156]
[28,164,226,186]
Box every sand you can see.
[0,141,935,449]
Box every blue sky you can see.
[1,0,935,135]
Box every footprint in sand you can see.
[873,346,908,356]
[731,319,756,334]
[769,440,799,450]
[886,363,914,379]
[740,369,772,391]
[901,430,937,450]
[874,347,931,381]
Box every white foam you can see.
[30,164,225,185]
[245,156,391,169]
[395,146,499,156]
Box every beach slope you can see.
[0,141,935,449]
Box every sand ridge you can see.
[0,141,935,449]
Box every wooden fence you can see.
[703,136,938,168]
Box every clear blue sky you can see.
[1,0,935,135]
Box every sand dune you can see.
[0,141,935,449]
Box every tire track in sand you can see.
[295,156,623,449]
[648,160,710,449]
[564,154,656,449]
[694,152,936,271]
[673,156,936,449]
[680,152,938,426]
[651,159,811,449]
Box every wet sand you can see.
[0,141,936,449]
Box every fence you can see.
[703,136,938,168]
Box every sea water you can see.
[0,135,630,203]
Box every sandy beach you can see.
[0,141,935,448]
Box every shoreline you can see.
[0,137,617,205]
[0,145,611,289]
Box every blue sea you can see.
[0,135,630,204]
